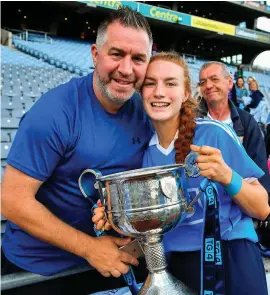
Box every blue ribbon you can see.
[200,179,226,295]
[90,205,139,295]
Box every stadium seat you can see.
[24,101,35,111]
[1,109,11,117]
[0,168,5,183]
[1,100,24,110]
[11,38,94,76]
[2,88,21,97]
[1,160,7,168]
[1,142,11,160]
[1,130,10,142]
[1,117,21,129]
[24,90,42,98]
[2,95,22,102]
[13,108,26,118]
[10,130,18,142]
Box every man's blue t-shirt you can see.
[143,119,264,253]
[3,73,153,276]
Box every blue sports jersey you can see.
[3,73,153,276]
[142,119,264,252]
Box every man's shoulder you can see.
[236,107,259,130]
[36,74,91,112]
[236,107,252,119]
[45,74,90,99]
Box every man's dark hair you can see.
[96,6,153,55]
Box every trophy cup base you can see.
[138,270,197,295]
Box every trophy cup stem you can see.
[138,235,196,295]
[143,235,167,273]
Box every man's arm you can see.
[1,165,138,278]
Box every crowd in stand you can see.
[232,75,270,165]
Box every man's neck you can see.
[152,117,179,149]
[208,100,231,121]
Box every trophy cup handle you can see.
[187,178,209,213]
[78,169,104,202]
[78,169,140,295]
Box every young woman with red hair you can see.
[93,52,269,295]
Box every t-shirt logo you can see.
[132,137,141,144]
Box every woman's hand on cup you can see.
[92,199,112,231]
[190,144,232,186]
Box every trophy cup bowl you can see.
[79,164,197,295]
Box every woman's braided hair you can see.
[148,52,198,164]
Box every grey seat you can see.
[1,109,11,117]
[0,167,5,183]
[1,95,12,103]
[1,130,10,142]
[1,142,11,159]
[10,130,18,142]
[1,117,20,129]
[16,96,34,104]
[1,160,7,167]
[9,95,24,102]
[13,108,26,118]
[21,85,31,93]
[1,100,24,110]
[2,88,21,97]
[24,91,42,98]
[24,101,35,111]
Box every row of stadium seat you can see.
[10,35,270,94]
[13,37,94,76]
[0,45,80,167]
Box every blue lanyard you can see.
[200,179,226,295]
[90,204,139,295]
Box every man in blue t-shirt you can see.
[1,7,153,294]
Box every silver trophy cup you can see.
[79,162,198,295]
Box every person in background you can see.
[229,82,237,106]
[244,80,265,123]
[235,77,248,110]
[198,61,270,252]
[247,76,255,86]
[233,71,238,81]
[265,113,270,160]
[198,61,270,194]
[152,42,158,56]
[93,52,269,295]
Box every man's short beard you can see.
[95,71,136,104]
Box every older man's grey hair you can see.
[96,6,153,58]
[200,61,233,79]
